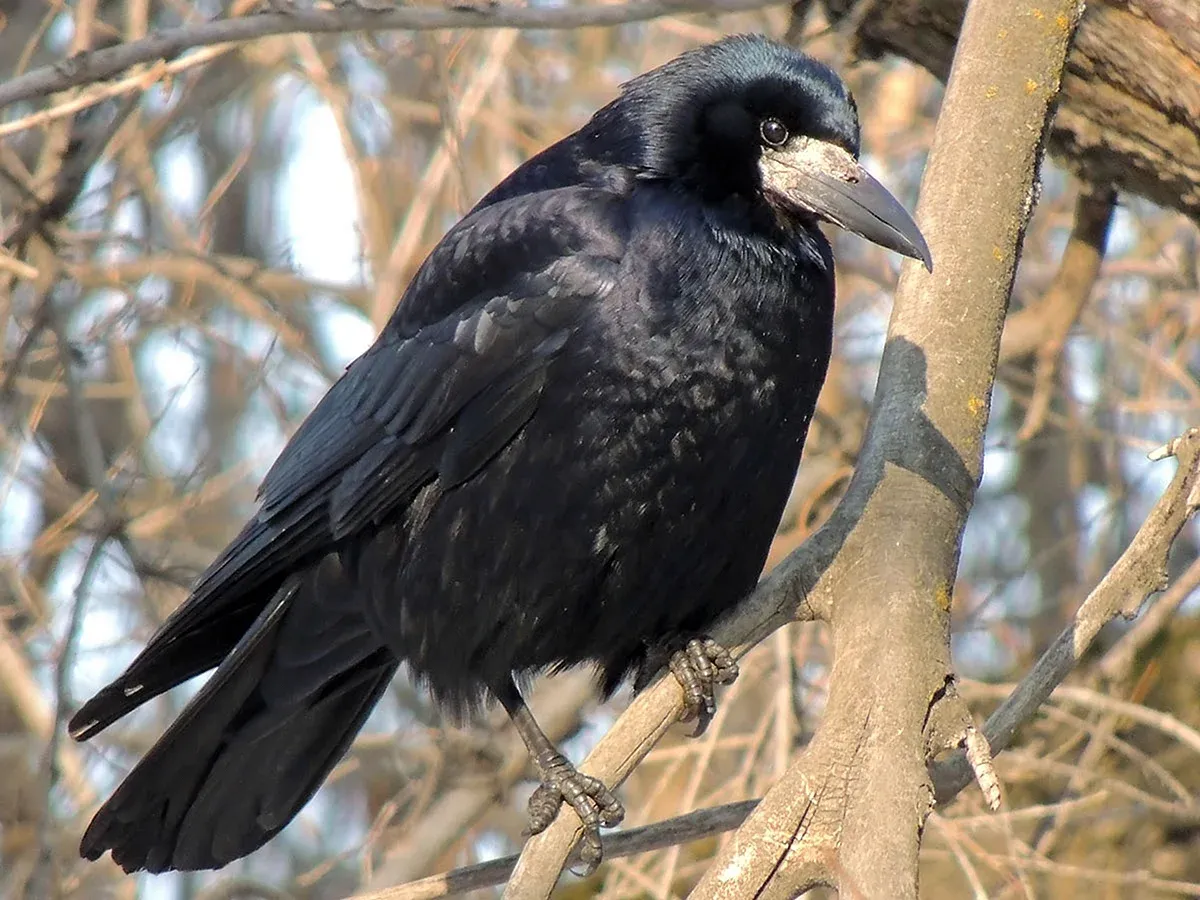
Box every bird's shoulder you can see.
[249,185,636,529]
[387,183,633,338]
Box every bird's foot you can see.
[526,750,624,874]
[670,637,739,737]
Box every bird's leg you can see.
[496,678,624,872]
[669,637,739,737]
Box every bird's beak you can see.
[760,139,933,272]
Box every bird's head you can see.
[585,34,932,271]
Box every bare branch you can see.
[1097,554,1200,684]
[355,800,759,900]
[26,538,104,900]
[932,428,1200,803]
[0,0,785,113]
[1008,184,1115,439]
[999,185,1115,366]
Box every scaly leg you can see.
[496,678,624,872]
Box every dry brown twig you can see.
[5,2,1195,897]
[933,427,1200,801]
[0,0,789,116]
[1008,185,1115,440]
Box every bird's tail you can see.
[77,567,398,874]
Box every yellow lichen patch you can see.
[935,582,953,613]
[1056,12,1070,29]
[985,85,999,100]
[1025,79,1039,95]
[998,28,1009,39]
[968,395,986,419]
[992,246,1004,261]
[1031,7,1045,19]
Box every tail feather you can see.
[67,600,266,741]
[69,508,332,742]
[78,571,398,873]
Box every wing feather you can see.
[70,186,629,731]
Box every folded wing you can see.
[69,186,628,740]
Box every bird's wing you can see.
[106,186,628,685]
[257,184,627,535]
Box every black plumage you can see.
[70,34,930,874]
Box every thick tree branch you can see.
[0,0,785,114]
[821,0,1200,222]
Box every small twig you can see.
[999,186,1116,364]
[932,427,1200,803]
[1014,185,1115,440]
[352,799,759,900]
[27,537,105,900]
[964,681,1200,760]
[963,726,1002,812]
[2,92,140,250]
[0,0,787,114]
[46,289,115,516]
[195,877,297,900]
[1097,554,1200,684]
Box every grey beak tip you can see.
[901,218,932,273]
[897,231,932,273]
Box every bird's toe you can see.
[525,753,624,874]
[670,637,739,736]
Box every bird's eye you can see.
[760,118,789,148]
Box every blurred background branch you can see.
[2,1,1198,898]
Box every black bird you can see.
[70,34,930,875]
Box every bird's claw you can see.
[670,638,738,737]
[526,751,624,874]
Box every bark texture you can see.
[823,0,1200,221]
